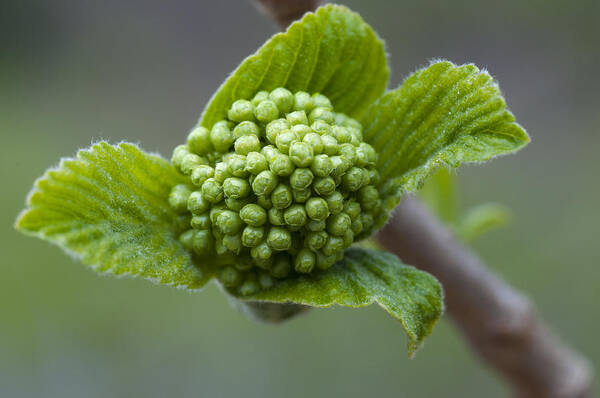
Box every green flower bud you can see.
[309,107,335,124]
[330,155,351,178]
[343,201,361,219]
[342,167,366,192]
[323,235,344,256]
[192,230,213,255]
[251,170,278,196]
[312,93,333,109]
[234,134,261,156]
[294,248,316,273]
[359,143,378,166]
[270,255,291,279]
[222,233,243,254]
[242,225,265,247]
[209,204,227,225]
[289,168,313,190]
[225,196,251,212]
[316,251,337,270]
[256,194,272,209]
[306,231,328,251]
[217,210,243,235]
[251,90,269,106]
[169,184,192,213]
[187,126,213,154]
[283,204,307,227]
[190,214,210,230]
[313,176,336,196]
[261,145,279,162]
[302,132,323,154]
[227,154,248,178]
[321,134,339,156]
[190,165,214,186]
[254,100,279,123]
[171,145,190,170]
[268,207,285,226]
[291,124,312,140]
[360,213,374,232]
[219,266,242,287]
[181,153,206,175]
[355,145,370,167]
[327,212,351,236]
[267,227,292,251]
[239,276,260,296]
[275,130,299,154]
[213,162,231,183]
[210,121,234,152]
[179,229,195,250]
[235,256,254,271]
[269,87,294,113]
[307,219,326,232]
[233,121,260,139]
[358,185,380,212]
[289,142,314,167]
[185,190,208,215]
[311,154,333,177]
[293,91,314,112]
[292,188,311,203]
[265,118,290,144]
[367,168,380,185]
[251,241,273,262]
[311,120,331,136]
[351,218,363,235]
[223,177,251,199]
[331,125,352,144]
[228,99,255,122]
[201,178,223,203]
[286,110,309,126]
[258,272,275,289]
[271,183,293,209]
[305,197,329,221]
[269,153,294,177]
[338,143,356,163]
[214,237,227,255]
[325,191,344,215]
[240,204,267,226]
[342,229,354,248]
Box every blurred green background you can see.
[2,0,598,396]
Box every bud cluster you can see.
[169,88,382,295]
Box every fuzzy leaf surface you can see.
[244,248,443,356]
[200,4,388,128]
[16,142,214,289]
[362,61,529,226]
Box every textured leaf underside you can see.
[362,61,530,226]
[244,248,444,356]
[16,142,213,289]
[200,4,388,129]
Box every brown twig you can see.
[251,1,595,396]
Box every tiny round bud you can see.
[200,178,223,203]
[327,212,351,236]
[330,155,351,178]
[358,185,381,212]
[239,277,260,296]
[179,229,195,250]
[275,130,299,154]
[338,143,356,163]
[185,190,208,215]
[289,142,314,167]
[311,154,333,177]
[261,145,279,162]
[343,201,361,219]
[219,266,242,287]
[244,151,268,174]
[305,197,329,221]
[271,254,292,278]
[233,121,260,139]
[360,213,374,233]
[269,87,294,113]
[213,162,231,183]
[209,204,226,225]
[292,188,311,203]
[309,107,335,124]
[171,145,189,170]
[256,195,272,209]
[323,236,344,256]
[251,241,273,262]
[242,225,265,247]
[217,210,243,235]
[342,229,354,248]
[227,154,248,178]
[342,167,366,192]
[286,110,309,126]
[190,165,214,186]
[235,256,254,271]
[254,100,279,123]
[190,214,210,230]
[359,143,378,166]
[312,93,332,109]
[302,132,323,154]
[367,168,380,185]
[331,126,352,144]
[291,124,312,140]
[351,218,363,235]
[316,251,337,270]
[267,227,292,251]
[325,191,344,215]
[234,134,261,155]
[258,272,275,289]
[355,146,370,166]
[223,233,243,254]
[306,231,328,251]
[311,120,331,136]
[210,121,234,152]
[223,177,251,199]
[321,134,339,156]
[251,90,269,106]
[265,118,290,144]
[271,183,293,209]
[187,126,213,154]
[169,184,192,213]
[293,91,314,112]
[225,196,250,211]
[269,153,294,177]
[181,153,206,175]
[240,204,267,226]
[192,230,213,255]
[313,176,336,196]
[294,249,316,273]
[283,204,307,227]
[268,207,285,226]
[228,99,255,122]
[289,168,314,190]
[307,219,326,232]
[252,170,278,196]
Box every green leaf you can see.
[457,203,512,242]
[243,248,444,357]
[419,167,458,225]
[16,142,214,290]
[362,61,530,226]
[200,4,388,129]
